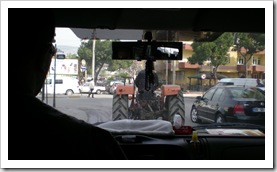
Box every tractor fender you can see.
[161,85,181,96]
[116,84,135,95]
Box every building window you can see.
[258,58,261,65]
[253,58,256,65]
[253,58,261,65]
[238,58,244,65]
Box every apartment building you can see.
[155,42,265,91]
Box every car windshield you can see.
[3,3,273,168]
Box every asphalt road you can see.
[37,93,199,127]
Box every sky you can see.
[55,27,82,47]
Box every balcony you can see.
[236,64,252,72]
[252,65,265,72]
[237,64,264,72]
[178,62,200,69]
[201,65,237,73]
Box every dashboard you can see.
[113,134,265,160]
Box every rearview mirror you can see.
[112,42,183,60]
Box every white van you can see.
[217,78,263,87]
[43,76,80,95]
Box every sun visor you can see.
[70,28,144,40]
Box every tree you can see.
[77,40,132,80]
[126,61,144,78]
[107,60,133,72]
[188,32,234,82]
[66,53,78,59]
[234,33,265,77]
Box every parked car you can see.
[79,82,106,94]
[256,87,265,95]
[190,86,265,125]
[216,78,264,87]
[109,82,124,94]
[43,76,80,95]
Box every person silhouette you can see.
[8,9,126,160]
[87,78,95,98]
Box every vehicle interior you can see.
[3,2,273,169]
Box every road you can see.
[37,94,199,127]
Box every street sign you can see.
[201,73,206,80]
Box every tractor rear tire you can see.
[166,90,185,124]
[112,94,129,120]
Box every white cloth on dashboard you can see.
[98,119,174,135]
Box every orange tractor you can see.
[111,33,185,125]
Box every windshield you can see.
[4,1,274,169]
[38,27,267,133]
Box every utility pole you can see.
[172,60,176,85]
[166,60,168,84]
[53,44,57,108]
[166,31,169,85]
[92,29,96,84]
[171,31,178,85]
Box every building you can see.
[155,42,265,91]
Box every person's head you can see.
[9,9,56,96]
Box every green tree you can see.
[234,33,265,77]
[77,40,132,80]
[66,53,78,59]
[188,32,234,81]
[107,60,133,71]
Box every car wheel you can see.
[215,113,225,123]
[190,106,201,123]
[96,89,101,94]
[66,90,73,96]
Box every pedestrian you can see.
[87,78,95,98]
[256,78,264,87]
[8,9,126,160]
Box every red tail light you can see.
[233,104,245,114]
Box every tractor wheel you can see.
[112,94,129,120]
[166,90,185,124]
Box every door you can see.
[54,79,64,94]
[209,88,224,121]
[197,87,216,122]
